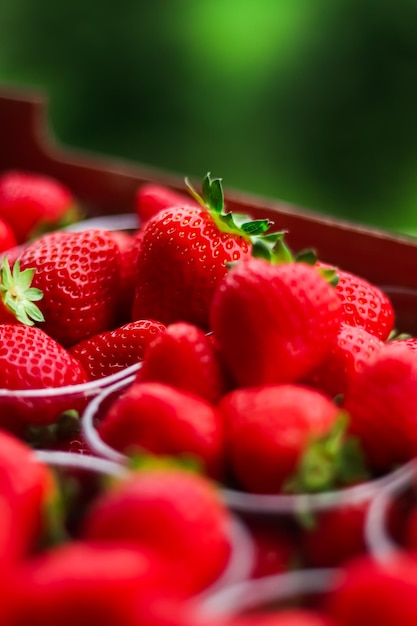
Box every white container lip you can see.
[365,459,416,563]
[221,460,416,514]
[0,361,142,400]
[197,566,342,619]
[64,213,140,233]
[81,375,137,462]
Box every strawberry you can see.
[246,519,297,579]
[318,263,394,341]
[1,541,173,626]
[390,336,417,351]
[326,554,417,625]
[0,324,88,391]
[0,429,56,565]
[81,468,232,595]
[0,215,17,252]
[138,321,229,404]
[210,260,343,387]
[0,324,88,428]
[135,182,199,224]
[0,170,80,244]
[97,381,225,479]
[70,319,166,380]
[218,384,366,494]
[304,323,384,398]
[131,173,273,329]
[14,229,123,347]
[343,342,417,472]
[299,501,369,568]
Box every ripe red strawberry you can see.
[0,324,88,428]
[246,519,297,579]
[1,541,173,626]
[15,229,123,347]
[390,336,417,351]
[70,319,166,380]
[318,263,394,341]
[135,182,199,224]
[0,429,56,565]
[0,170,80,244]
[138,321,229,404]
[0,215,17,252]
[210,260,343,387]
[97,381,225,479]
[299,501,369,568]
[305,323,384,398]
[326,554,417,625]
[81,468,232,595]
[218,384,364,494]
[343,342,417,472]
[131,174,273,330]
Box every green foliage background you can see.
[1,0,416,233]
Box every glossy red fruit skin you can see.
[0,324,88,391]
[81,469,232,595]
[300,501,369,568]
[0,216,17,252]
[1,541,172,626]
[332,267,394,341]
[138,321,229,404]
[0,324,88,428]
[326,554,417,626]
[0,170,77,244]
[98,381,225,479]
[0,430,55,566]
[16,229,122,347]
[343,343,417,472]
[246,519,296,579]
[70,319,166,380]
[135,183,199,224]
[219,384,340,494]
[390,337,417,351]
[305,323,384,398]
[131,205,252,330]
[210,260,343,387]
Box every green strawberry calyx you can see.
[284,412,370,495]
[128,450,203,475]
[185,173,340,282]
[185,172,287,250]
[0,256,45,325]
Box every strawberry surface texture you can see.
[16,229,122,347]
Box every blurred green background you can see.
[1,0,417,233]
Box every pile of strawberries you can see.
[1,169,417,623]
